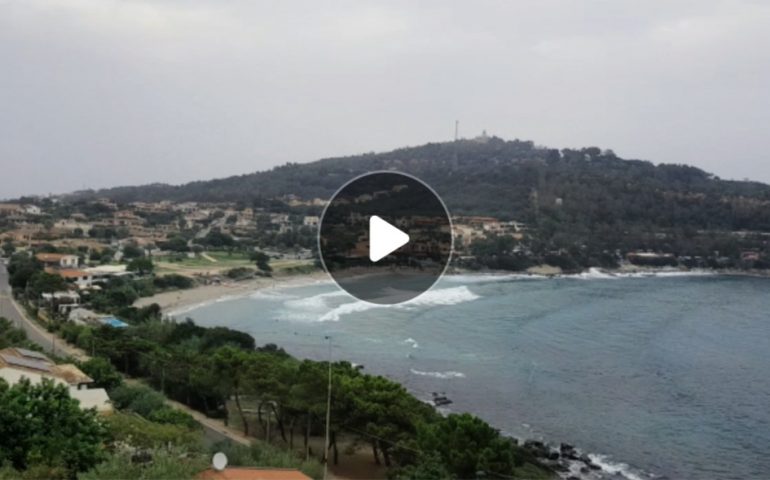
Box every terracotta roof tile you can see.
[197,468,312,480]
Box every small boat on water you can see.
[432,392,452,406]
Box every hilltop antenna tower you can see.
[451,120,460,169]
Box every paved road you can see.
[0,261,258,450]
[0,259,86,359]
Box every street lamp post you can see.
[323,335,332,480]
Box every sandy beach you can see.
[135,265,765,316]
[134,271,330,314]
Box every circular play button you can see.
[318,171,453,305]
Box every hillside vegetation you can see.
[63,138,770,270]
[69,137,770,231]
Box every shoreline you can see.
[134,270,331,315]
[136,266,770,317]
[131,266,769,480]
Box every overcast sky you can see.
[1,0,769,198]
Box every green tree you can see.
[414,413,522,479]
[122,244,144,259]
[7,253,41,291]
[0,379,106,475]
[127,257,154,275]
[0,318,32,350]
[211,346,252,435]
[79,357,123,390]
[251,251,272,274]
[27,271,67,298]
[1,241,14,257]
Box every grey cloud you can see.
[1,0,768,198]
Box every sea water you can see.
[177,272,770,480]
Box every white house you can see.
[35,253,79,268]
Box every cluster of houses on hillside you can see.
[0,198,530,255]
[452,216,526,249]
[0,200,320,253]
[37,252,134,291]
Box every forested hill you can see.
[69,137,770,231]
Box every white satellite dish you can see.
[212,452,228,471]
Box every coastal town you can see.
[1,193,767,289]
[0,192,768,480]
[0,194,570,480]
[1,193,768,312]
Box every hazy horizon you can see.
[2,0,769,198]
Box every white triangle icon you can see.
[369,215,410,262]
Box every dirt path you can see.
[201,252,218,263]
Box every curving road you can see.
[0,260,261,451]
[0,259,86,359]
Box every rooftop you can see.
[197,468,312,480]
[0,349,91,386]
[53,269,90,279]
[84,265,128,275]
[35,253,77,262]
[0,347,53,364]
[54,364,93,385]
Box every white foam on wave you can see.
[168,301,213,317]
[410,368,465,379]
[297,285,482,322]
[618,269,715,278]
[569,267,618,280]
[564,267,717,281]
[318,299,380,322]
[442,273,546,284]
[169,293,249,317]
[249,289,295,301]
[587,454,650,480]
[401,285,481,307]
[403,338,419,348]
[284,290,348,311]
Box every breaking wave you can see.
[410,369,466,379]
[311,286,482,322]
[587,453,651,480]
[284,290,348,310]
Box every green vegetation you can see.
[53,317,552,479]
[152,273,194,290]
[78,357,123,390]
[5,253,193,328]
[0,379,107,477]
[0,317,39,351]
[127,257,154,275]
[79,448,208,480]
[110,383,199,429]
[1,240,14,257]
[70,138,770,269]
[225,266,256,280]
[251,251,272,275]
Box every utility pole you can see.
[323,335,332,480]
[266,409,271,443]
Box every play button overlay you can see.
[319,171,453,305]
[369,216,409,262]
